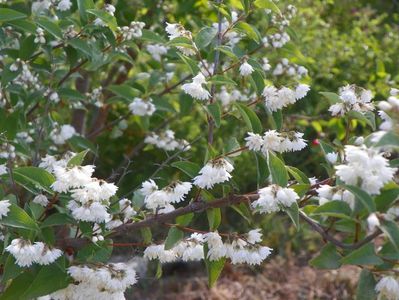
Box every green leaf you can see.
[1,256,23,283]
[67,149,90,167]
[204,244,226,287]
[13,167,55,194]
[208,75,237,86]
[310,243,342,269]
[0,271,35,300]
[284,202,300,230]
[379,220,399,251]
[235,103,263,134]
[207,208,221,231]
[19,35,38,60]
[207,103,221,128]
[375,185,399,212]
[340,243,383,265]
[177,53,201,75]
[140,29,166,43]
[68,38,93,58]
[320,92,341,104]
[254,0,282,15]
[176,213,194,226]
[235,21,261,43]
[107,84,140,100]
[77,0,94,24]
[41,213,74,228]
[286,166,310,184]
[268,152,288,186]
[87,9,118,31]
[348,111,376,130]
[355,270,377,300]
[22,264,70,299]
[167,36,194,48]
[76,241,113,263]
[255,152,269,186]
[36,17,63,39]
[171,161,201,178]
[250,69,265,95]
[343,185,375,213]
[164,226,184,250]
[195,27,218,49]
[375,131,399,148]
[215,46,238,59]
[0,204,38,231]
[0,8,27,23]
[312,200,353,220]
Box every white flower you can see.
[245,132,263,151]
[239,61,254,76]
[0,199,11,219]
[146,44,168,61]
[367,213,380,231]
[204,232,226,261]
[193,158,234,189]
[33,194,49,206]
[325,152,338,164]
[0,164,7,175]
[375,276,399,300]
[328,85,374,116]
[144,130,189,151]
[57,0,72,11]
[295,84,310,99]
[6,238,38,267]
[252,185,299,214]
[140,179,158,196]
[335,145,396,195]
[246,130,307,154]
[166,181,192,203]
[50,124,76,145]
[34,242,63,265]
[181,73,210,100]
[129,98,156,116]
[144,244,177,263]
[247,229,263,244]
[34,28,46,44]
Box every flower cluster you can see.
[181,73,210,101]
[216,87,248,107]
[146,44,169,61]
[328,85,374,116]
[272,58,308,78]
[193,158,234,189]
[375,276,399,300]
[129,97,156,116]
[144,233,204,263]
[239,61,254,77]
[118,21,145,40]
[165,22,195,56]
[50,124,76,145]
[6,238,62,267]
[144,130,189,151]
[141,180,192,213]
[0,199,10,219]
[335,145,396,195]
[252,185,299,214]
[44,263,137,300]
[378,88,399,132]
[245,130,307,154]
[316,185,355,209]
[205,230,273,265]
[262,84,310,111]
[94,4,116,27]
[51,165,118,223]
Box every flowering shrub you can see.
[0,0,399,299]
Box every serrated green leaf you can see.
[310,243,342,269]
[0,204,38,231]
[164,226,184,250]
[13,167,55,194]
[195,27,217,49]
[171,161,201,178]
[235,103,263,134]
[340,243,383,265]
[268,152,288,186]
[0,8,27,23]
[36,17,63,39]
[67,149,90,167]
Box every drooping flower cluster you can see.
[212,11,242,46]
[316,185,355,209]
[181,73,210,100]
[193,158,234,189]
[328,85,374,116]
[144,233,204,263]
[146,44,169,61]
[252,185,299,214]
[50,124,76,145]
[45,263,137,300]
[144,130,190,151]
[375,276,399,300]
[6,238,62,267]
[140,180,192,213]
[165,22,195,56]
[245,130,307,154]
[204,230,273,265]
[128,97,156,116]
[118,21,145,41]
[239,61,254,77]
[335,145,396,195]
[216,87,248,107]
[262,84,310,111]
[51,165,118,223]
[0,199,11,219]
[34,27,45,44]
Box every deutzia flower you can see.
[325,152,338,164]
[128,97,156,116]
[316,185,355,209]
[34,242,63,265]
[118,21,145,40]
[335,145,396,195]
[0,163,7,175]
[6,238,38,267]
[252,184,299,214]
[375,276,399,300]
[144,130,189,151]
[245,130,307,154]
[50,124,76,145]
[34,28,46,44]
[33,194,49,206]
[57,0,72,11]
[146,44,168,61]
[239,61,254,76]
[204,231,226,261]
[140,179,158,196]
[181,73,210,100]
[165,22,195,55]
[263,84,309,111]
[193,158,234,189]
[144,244,177,263]
[295,84,310,99]
[328,85,374,116]
[367,213,380,231]
[0,199,11,219]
